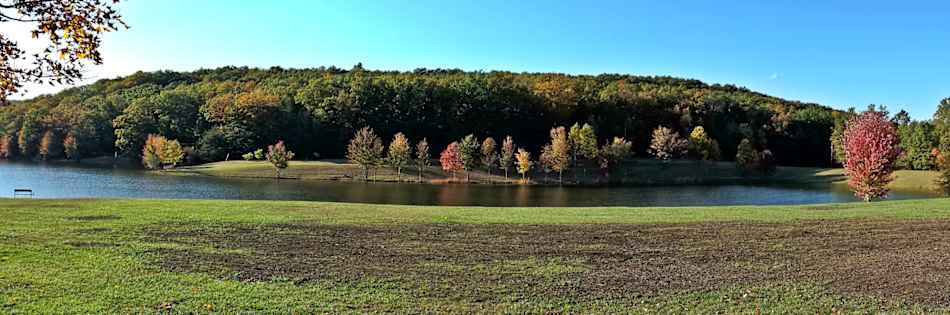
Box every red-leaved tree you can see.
[440,142,463,180]
[843,111,901,201]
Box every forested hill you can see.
[0,66,845,167]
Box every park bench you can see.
[13,189,33,198]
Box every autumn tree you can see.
[63,132,79,161]
[936,149,950,195]
[266,140,295,179]
[498,136,515,180]
[547,126,571,183]
[735,138,759,171]
[387,132,411,180]
[415,138,430,182]
[688,126,721,161]
[539,144,554,181]
[458,134,480,182]
[481,137,498,179]
[515,148,533,182]
[648,126,688,161]
[347,127,384,181]
[843,111,901,201]
[599,137,632,179]
[142,134,164,170]
[38,130,62,160]
[440,142,463,180]
[0,134,14,159]
[160,139,184,167]
[0,0,127,102]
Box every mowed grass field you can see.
[168,159,944,192]
[3,198,950,313]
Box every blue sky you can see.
[17,0,950,119]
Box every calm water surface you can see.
[0,161,939,207]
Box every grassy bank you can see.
[168,159,944,191]
[3,198,950,313]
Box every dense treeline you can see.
[0,65,846,166]
[827,104,950,172]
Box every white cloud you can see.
[768,73,781,80]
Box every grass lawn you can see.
[168,159,944,192]
[3,198,950,313]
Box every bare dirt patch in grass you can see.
[146,220,950,306]
[63,241,116,248]
[66,215,120,221]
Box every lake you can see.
[0,161,939,207]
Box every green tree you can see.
[688,126,721,161]
[599,137,632,179]
[935,98,950,154]
[458,134,480,182]
[387,132,412,180]
[114,91,199,155]
[347,127,384,181]
[897,121,937,170]
[160,139,185,167]
[17,116,42,158]
[415,138,430,182]
[266,140,295,179]
[735,138,759,171]
[830,118,848,164]
[575,123,598,161]
[195,125,256,162]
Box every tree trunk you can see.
[487,168,492,184]
[559,170,563,184]
[396,167,401,181]
[363,166,369,181]
[418,167,423,182]
[466,170,471,182]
